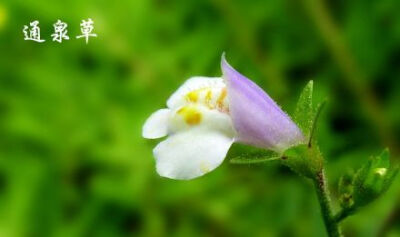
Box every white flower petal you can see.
[167,76,225,109]
[142,109,170,139]
[153,129,234,180]
[168,104,235,137]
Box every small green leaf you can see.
[308,99,327,146]
[230,156,281,164]
[294,80,314,138]
[227,143,281,165]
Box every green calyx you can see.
[282,144,324,179]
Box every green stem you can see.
[334,206,356,223]
[314,170,342,237]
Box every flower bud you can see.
[353,149,398,207]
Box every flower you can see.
[142,76,236,180]
[142,55,304,180]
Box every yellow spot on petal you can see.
[186,91,198,102]
[177,106,202,125]
[217,88,227,109]
[205,89,213,108]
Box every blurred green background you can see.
[0,0,399,236]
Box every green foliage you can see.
[294,80,314,139]
[227,143,281,164]
[229,156,281,165]
[308,100,327,146]
[352,148,399,207]
[293,80,327,148]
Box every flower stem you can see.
[313,169,342,237]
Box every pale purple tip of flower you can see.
[221,54,305,152]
